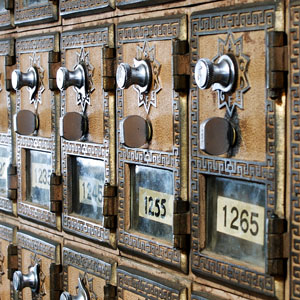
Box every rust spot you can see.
[243,32,254,44]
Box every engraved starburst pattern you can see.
[29,52,45,110]
[213,32,250,117]
[30,253,46,298]
[74,47,95,112]
[78,272,97,299]
[134,41,161,114]
[0,245,4,284]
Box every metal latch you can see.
[267,31,288,100]
[102,47,116,92]
[7,244,18,280]
[7,164,17,201]
[266,213,288,277]
[5,54,15,91]
[173,197,190,250]
[172,39,189,92]
[104,284,117,300]
[50,263,63,299]
[48,51,61,91]
[50,173,62,213]
[103,183,117,229]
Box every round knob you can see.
[60,278,89,300]
[12,67,38,91]
[195,54,236,93]
[116,59,151,93]
[60,292,72,300]
[13,264,39,293]
[56,64,85,91]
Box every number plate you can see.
[217,196,265,245]
[27,150,52,207]
[72,157,105,221]
[0,146,9,197]
[131,166,174,242]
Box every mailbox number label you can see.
[32,163,51,189]
[139,187,173,225]
[79,177,103,208]
[217,196,265,245]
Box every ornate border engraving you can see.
[190,5,276,296]
[117,16,186,270]
[290,4,300,299]
[16,34,59,229]
[0,8,13,29]
[0,224,13,242]
[14,0,57,26]
[117,267,185,299]
[60,27,114,244]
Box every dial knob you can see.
[116,59,152,93]
[11,67,38,91]
[195,54,237,93]
[56,64,86,91]
[60,278,89,300]
[13,264,39,293]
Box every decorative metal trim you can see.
[14,0,57,26]
[190,4,277,296]
[0,7,13,30]
[60,0,114,19]
[117,16,187,271]
[289,3,300,300]
[17,231,58,261]
[116,0,177,10]
[0,223,14,242]
[15,34,59,229]
[60,26,114,245]
[117,267,186,299]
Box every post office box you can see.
[0,222,17,300]
[13,33,62,229]
[0,1,14,30]
[116,15,189,272]
[59,26,117,247]
[0,38,16,215]
[14,0,58,26]
[117,266,187,300]
[59,0,115,19]
[12,230,61,300]
[190,2,286,297]
[60,247,116,299]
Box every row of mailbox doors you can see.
[0,2,288,299]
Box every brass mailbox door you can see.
[60,26,116,247]
[0,223,17,300]
[59,0,114,19]
[116,15,189,272]
[0,1,14,30]
[14,0,58,26]
[61,247,116,299]
[190,2,286,298]
[13,230,61,300]
[14,33,62,230]
[0,39,15,215]
[117,267,187,300]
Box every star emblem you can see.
[74,47,95,112]
[213,32,250,116]
[78,272,97,299]
[134,41,161,114]
[29,52,45,110]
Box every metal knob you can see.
[12,67,38,91]
[13,264,39,293]
[60,278,89,300]
[56,64,86,91]
[195,54,237,93]
[116,59,152,93]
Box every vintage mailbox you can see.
[116,15,189,272]
[60,247,116,300]
[190,2,287,297]
[59,26,117,247]
[13,33,62,230]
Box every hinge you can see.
[266,213,288,277]
[173,197,190,250]
[48,51,61,91]
[172,39,190,92]
[102,47,116,92]
[267,31,288,100]
[4,0,13,10]
[50,263,63,300]
[103,183,117,229]
[104,284,117,300]
[7,244,18,281]
[50,173,62,213]
[5,55,16,92]
[7,164,17,201]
